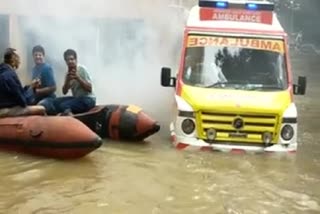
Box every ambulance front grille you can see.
[199,111,279,143]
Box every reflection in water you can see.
[0,53,319,214]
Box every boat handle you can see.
[29,130,43,138]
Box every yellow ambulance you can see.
[161,0,307,153]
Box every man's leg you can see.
[52,96,74,114]
[58,97,96,114]
[77,97,96,113]
[0,108,11,118]
[24,106,46,116]
[38,97,56,115]
[0,106,46,117]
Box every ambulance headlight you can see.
[281,125,294,141]
[262,132,272,144]
[206,128,217,140]
[181,119,195,135]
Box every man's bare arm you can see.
[36,86,56,96]
[76,76,92,92]
[62,74,72,95]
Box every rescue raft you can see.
[0,116,102,159]
[74,104,160,141]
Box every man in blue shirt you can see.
[31,45,56,114]
[0,48,45,117]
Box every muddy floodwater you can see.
[0,52,319,214]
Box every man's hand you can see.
[66,73,73,81]
[31,78,41,89]
[67,68,79,81]
[63,68,78,95]
[70,73,79,80]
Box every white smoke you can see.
[10,0,192,120]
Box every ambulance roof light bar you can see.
[198,0,274,11]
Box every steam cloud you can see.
[13,0,191,123]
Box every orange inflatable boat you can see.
[74,104,160,141]
[0,116,102,159]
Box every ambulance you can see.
[161,0,307,153]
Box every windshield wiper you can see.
[205,82,226,88]
[206,82,284,91]
[205,81,246,88]
[246,85,284,91]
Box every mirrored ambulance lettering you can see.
[187,36,284,53]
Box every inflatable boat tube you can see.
[0,116,102,159]
[74,104,160,141]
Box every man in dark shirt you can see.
[31,45,56,115]
[0,48,45,117]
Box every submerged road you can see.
[0,52,319,214]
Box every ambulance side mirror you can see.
[293,76,307,95]
[161,67,176,87]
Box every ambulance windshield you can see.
[183,35,288,91]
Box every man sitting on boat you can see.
[0,48,46,117]
[31,45,57,107]
[42,49,96,115]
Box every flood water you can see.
[0,52,319,214]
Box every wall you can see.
[0,0,190,103]
[0,0,155,84]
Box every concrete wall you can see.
[7,15,29,82]
[0,0,154,84]
[0,0,144,18]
